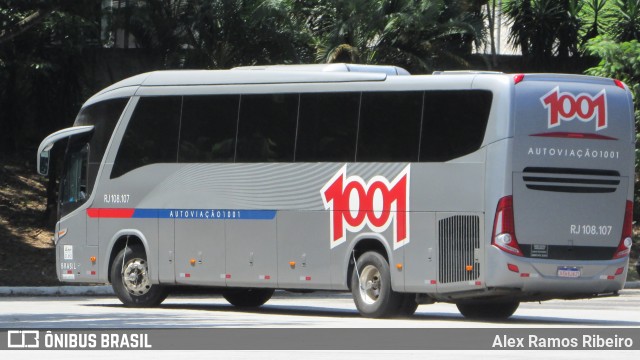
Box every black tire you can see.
[456,301,519,320]
[223,288,274,307]
[351,251,403,318]
[397,293,419,317]
[110,245,168,307]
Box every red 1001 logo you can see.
[321,165,410,250]
[541,87,607,131]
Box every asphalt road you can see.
[2,290,639,359]
[1,289,639,328]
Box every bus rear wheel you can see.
[456,301,519,320]
[223,288,274,307]
[351,251,403,318]
[111,245,167,307]
[397,294,419,317]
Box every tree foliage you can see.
[586,37,640,152]
[503,0,583,61]
[586,37,640,216]
[0,1,99,153]
[106,0,313,68]
[306,0,486,73]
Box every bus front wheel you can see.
[110,245,168,307]
[351,251,403,318]
[456,301,519,320]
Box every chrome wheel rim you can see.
[122,258,151,296]
[358,265,381,305]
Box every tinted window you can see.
[179,95,239,162]
[357,92,423,161]
[59,141,89,218]
[420,90,492,161]
[74,98,128,192]
[296,92,360,162]
[111,97,182,178]
[235,94,298,162]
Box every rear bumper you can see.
[483,245,627,299]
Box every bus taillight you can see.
[513,74,525,85]
[492,196,523,257]
[613,200,633,259]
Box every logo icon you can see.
[7,330,40,348]
[321,165,410,249]
[541,87,607,131]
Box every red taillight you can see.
[492,196,523,257]
[614,79,626,90]
[514,74,525,85]
[613,200,634,259]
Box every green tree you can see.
[108,0,312,69]
[613,0,640,41]
[0,1,99,153]
[585,37,640,137]
[585,37,640,218]
[503,0,583,62]
[309,0,485,73]
[0,1,100,221]
[581,0,612,42]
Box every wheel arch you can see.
[344,233,393,291]
[105,229,151,283]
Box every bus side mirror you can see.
[37,125,95,177]
[38,149,50,176]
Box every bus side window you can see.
[235,94,298,162]
[296,92,360,162]
[357,91,423,162]
[420,90,492,162]
[111,96,182,178]
[179,95,239,163]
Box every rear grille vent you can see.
[438,215,480,284]
[523,167,620,193]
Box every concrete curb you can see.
[0,286,114,296]
[624,281,640,289]
[0,282,638,296]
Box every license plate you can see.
[557,266,581,278]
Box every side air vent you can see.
[523,167,620,194]
[438,215,480,284]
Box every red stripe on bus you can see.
[87,208,135,218]
[529,132,617,140]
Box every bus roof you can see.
[88,65,623,107]
[93,66,398,99]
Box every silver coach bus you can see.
[38,64,635,319]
